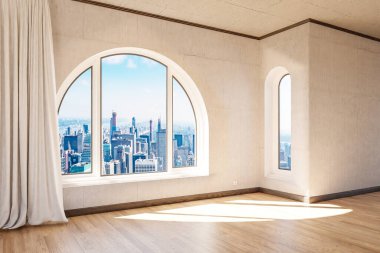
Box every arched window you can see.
[278,74,291,170]
[57,48,208,180]
[58,68,92,174]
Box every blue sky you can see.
[279,74,291,138]
[59,54,196,126]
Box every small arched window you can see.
[57,48,208,179]
[278,74,291,170]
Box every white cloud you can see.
[103,55,127,65]
[126,58,137,69]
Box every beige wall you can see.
[309,24,380,196]
[50,0,262,209]
[260,24,311,196]
[50,0,380,209]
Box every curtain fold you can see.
[0,0,68,229]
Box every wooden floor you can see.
[1,192,380,253]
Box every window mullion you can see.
[167,70,173,172]
[92,60,101,177]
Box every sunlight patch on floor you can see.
[115,200,352,223]
[226,199,340,208]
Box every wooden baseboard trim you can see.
[65,187,259,217]
[65,186,380,217]
[309,186,380,203]
[258,187,307,202]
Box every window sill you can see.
[62,169,209,188]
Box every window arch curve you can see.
[264,67,292,179]
[57,48,209,179]
[278,74,291,170]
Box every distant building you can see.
[135,158,158,173]
[70,152,82,166]
[103,142,112,162]
[110,111,117,137]
[114,145,127,174]
[104,161,115,175]
[174,155,182,167]
[69,162,90,174]
[63,132,83,153]
[157,130,166,171]
[81,133,91,163]
[83,124,89,134]
[140,134,151,154]
[174,134,183,147]
[133,153,147,172]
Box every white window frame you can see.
[57,47,209,187]
[264,67,293,181]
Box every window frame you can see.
[278,74,291,171]
[57,47,209,186]
[172,76,198,169]
[58,67,93,176]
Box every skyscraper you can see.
[83,124,89,134]
[174,134,183,147]
[133,153,147,173]
[132,116,136,128]
[114,145,127,174]
[157,124,166,171]
[149,119,153,143]
[110,111,117,137]
[157,118,162,132]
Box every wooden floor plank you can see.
[1,192,379,253]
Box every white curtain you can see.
[0,0,67,229]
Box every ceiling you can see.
[94,0,380,38]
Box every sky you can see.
[58,68,91,119]
[58,54,196,127]
[279,74,291,139]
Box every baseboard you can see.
[65,185,380,217]
[309,185,380,203]
[65,187,260,217]
[258,187,307,202]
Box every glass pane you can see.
[279,74,291,170]
[101,54,167,175]
[173,78,196,168]
[58,68,92,174]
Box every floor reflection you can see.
[115,199,352,223]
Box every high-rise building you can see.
[174,134,183,147]
[110,111,117,137]
[192,134,196,154]
[114,145,127,174]
[124,146,133,173]
[135,158,158,173]
[104,161,115,175]
[149,119,153,144]
[132,116,136,128]
[174,146,189,168]
[63,134,83,153]
[187,151,195,166]
[111,133,135,154]
[157,118,162,132]
[83,124,89,134]
[157,127,166,171]
[113,160,121,174]
[81,133,91,163]
[174,155,182,167]
[103,141,112,162]
[132,153,147,172]
[140,134,150,154]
